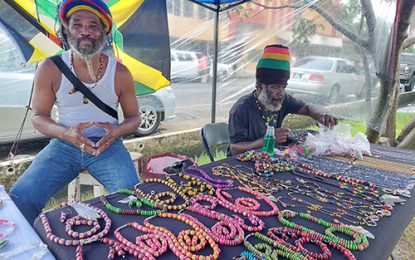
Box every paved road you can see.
[1,77,412,160]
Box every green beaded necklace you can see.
[100,189,161,216]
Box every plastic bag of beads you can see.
[305,123,371,159]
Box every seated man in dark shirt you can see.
[228,44,337,156]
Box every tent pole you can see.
[211,9,219,123]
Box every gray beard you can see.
[68,34,105,61]
[257,88,284,112]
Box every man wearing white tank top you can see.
[10,0,140,224]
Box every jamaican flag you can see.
[0,0,170,95]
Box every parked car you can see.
[210,62,234,82]
[0,71,176,144]
[171,50,234,83]
[286,56,365,103]
[170,50,201,82]
[399,53,415,92]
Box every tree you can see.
[291,17,323,58]
[251,0,415,144]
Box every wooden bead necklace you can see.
[211,164,291,194]
[277,210,369,251]
[134,178,190,211]
[39,202,111,260]
[237,150,295,176]
[69,52,104,104]
[244,232,308,260]
[184,166,234,189]
[181,211,245,246]
[215,186,279,217]
[186,193,257,243]
[166,172,215,197]
[106,222,169,259]
[266,227,333,260]
[100,192,161,216]
[144,212,221,259]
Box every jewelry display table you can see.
[33,145,415,259]
[0,185,55,259]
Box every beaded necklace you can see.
[166,172,216,197]
[277,210,369,251]
[215,186,279,217]
[181,211,245,246]
[69,52,104,104]
[211,164,291,194]
[186,193,263,236]
[134,178,190,211]
[0,219,15,238]
[237,150,295,177]
[284,192,379,227]
[184,166,234,188]
[285,178,390,226]
[244,232,308,260]
[39,202,111,260]
[296,162,382,198]
[100,189,161,216]
[144,212,221,259]
[267,226,357,260]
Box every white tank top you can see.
[56,50,119,137]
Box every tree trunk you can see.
[397,116,415,142]
[384,83,400,146]
[365,0,414,143]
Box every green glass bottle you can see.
[262,125,275,156]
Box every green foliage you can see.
[292,18,324,58]
[309,112,415,136]
[339,0,362,24]
[44,190,96,211]
[195,149,227,165]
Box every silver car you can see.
[286,56,365,103]
[0,71,176,144]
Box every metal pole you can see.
[211,9,219,123]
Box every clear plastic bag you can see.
[305,124,371,159]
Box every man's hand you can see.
[94,122,122,156]
[275,128,290,144]
[318,113,338,127]
[62,122,97,155]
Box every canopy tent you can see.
[187,0,250,123]
[0,0,171,95]
[183,0,398,126]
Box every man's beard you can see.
[257,87,284,112]
[68,34,105,61]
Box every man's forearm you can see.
[230,138,264,156]
[32,114,68,139]
[116,115,140,138]
[301,104,328,121]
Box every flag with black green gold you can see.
[0,0,170,95]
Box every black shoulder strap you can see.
[50,55,118,120]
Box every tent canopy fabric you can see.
[188,0,250,12]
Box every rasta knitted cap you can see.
[256,44,291,85]
[59,0,113,35]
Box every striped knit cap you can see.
[59,0,113,35]
[256,44,291,84]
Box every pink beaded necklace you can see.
[39,202,111,260]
